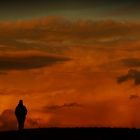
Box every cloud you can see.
[122,58,140,67]
[26,118,40,128]
[44,102,83,111]
[0,109,17,130]
[129,94,139,100]
[117,69,140,85]
[0,51,70,71]
[0,17,140,52]
[104,2,140,17]
[117,75,130,84]
[45,99,134,127]
[0,17,140,129]
[100,57,140,72]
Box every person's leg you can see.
[18,120,23,130]
[17,117,25,130]
[20,117,25,130]
[21,120,24,129]
[17,118,20,130]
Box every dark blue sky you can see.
[0,0,139,21]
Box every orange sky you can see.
[0,17,140,130]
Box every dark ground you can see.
[0,128,140,140]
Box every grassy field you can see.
[0,128,140,140]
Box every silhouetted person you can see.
[15,100,27,130]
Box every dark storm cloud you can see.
[103,1,140,20]
[1,0,139,6]
[44,102,83,111]
[117,69,140,85]
[0,0,139,20]
[0,53,70,71]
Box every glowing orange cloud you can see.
[0,17,140,130]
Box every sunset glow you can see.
[0,0,140,130]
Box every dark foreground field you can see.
[0,128,140,140]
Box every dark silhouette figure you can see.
[15,100,27,130]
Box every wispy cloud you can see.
[44,102,83,111]
[0,51,70,71]
[117,69,140,85]
[121,58,140,67]
[0,17,140,52]
[129,94,139,100]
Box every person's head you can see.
[19,100,23,105]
